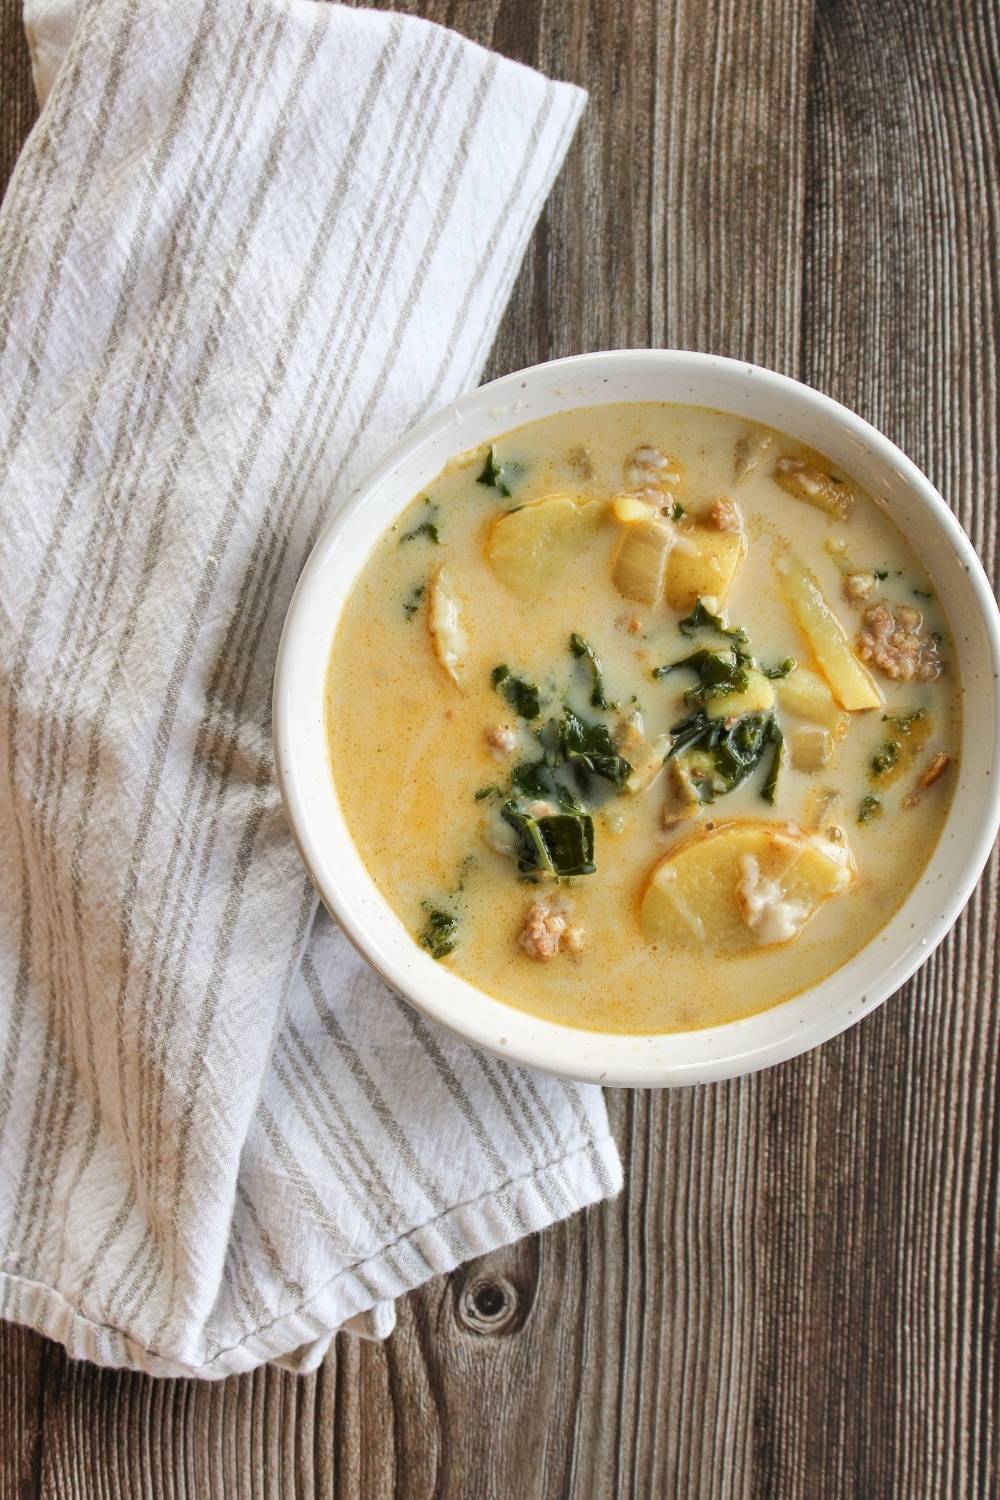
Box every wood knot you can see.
[455,1274,522,1336]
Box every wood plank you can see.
[0,0,35,190]
[752,4,1000,1497]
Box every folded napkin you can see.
[0,0,621,1378]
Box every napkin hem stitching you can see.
[0,1132,621,1373]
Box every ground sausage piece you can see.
[904,751,953,808]
[707,495,743,532]
[856,600,943,682]
[919,751,952,788]
[624,445,681,492]
[518,896,585,960]
[485,724,517,757]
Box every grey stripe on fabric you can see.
[411,79,558,423]
[0,0,98,329]
[143,41,497,1332]
[0,0,145,1171]
[304,954,458,1221]
[234,1183,305,1301]
[34,5,277,1269]
[132,26,415,1334]
[34,4,319,1315]
[138,18,433,1185]
[4,0,227,1281]
[23,2,284,1291]
[467,1053,573,1219]
[0,0,142,488]
[280,1003,472,1263]
[253,1100,375,1265]
[458,97,583,395]
[302,54,500,557]
[270,1045,431,1285]
[393,1003,534,1239]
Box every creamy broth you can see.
[326,404,959,1034]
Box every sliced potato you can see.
[613,515,674,604]
[780,557,883,711]
[486,492,606,599]
[639,819,853,952]
[428,566,466,685]
[705,668,775,721]
[773,455,854,519]
[776,665,849,737]
[612,493,655,525]
[665,523,746,612]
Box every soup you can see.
[326,404,958,1035]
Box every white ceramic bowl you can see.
[273,350,1000,1087]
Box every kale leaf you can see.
[678,598,749,644]
[491,664,542,720]
[420,907,459,960]
[500,805,595,878]
[858,794,882,824]
[569,632,616,711]
[476,444,522,498]
[653,646,752,704]
[664,709,782,803]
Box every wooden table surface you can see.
[2,1,998,1495]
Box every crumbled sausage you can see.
[842,572,876,605]
[904,751,953,807]
[919,751,952,789]
[485,723,517,757]
[624,445,681,492]
[856,600,943,682]
[518,896,585,960]
[707,495,743,533]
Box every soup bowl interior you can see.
[273,350,1000,1086]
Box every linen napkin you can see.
[0,0,622,1378]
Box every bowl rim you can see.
[273,349,1000,1087]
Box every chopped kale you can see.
[871,741,901,776]
[858,794,882,824]
[500,804,595,879]
[873,568,888,581]
[399,516,440,546]
[491,664,542,720]
[420,907,459,960]
[474,785,500,802]
[476,444,522,498]
[670,501,685,521]
[678,598,750,644]
[913,588,933,600]
[569,632,616,710]
[554,707,632,793]
[665,709,781,803]
[761,720,783,805]
[882,707,926,735]
[654,646,752,704]
[761,657,796,680]
[403,582,425,619]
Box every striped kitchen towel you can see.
[0,0,621,1378]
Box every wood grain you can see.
[0,0,997,1496]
